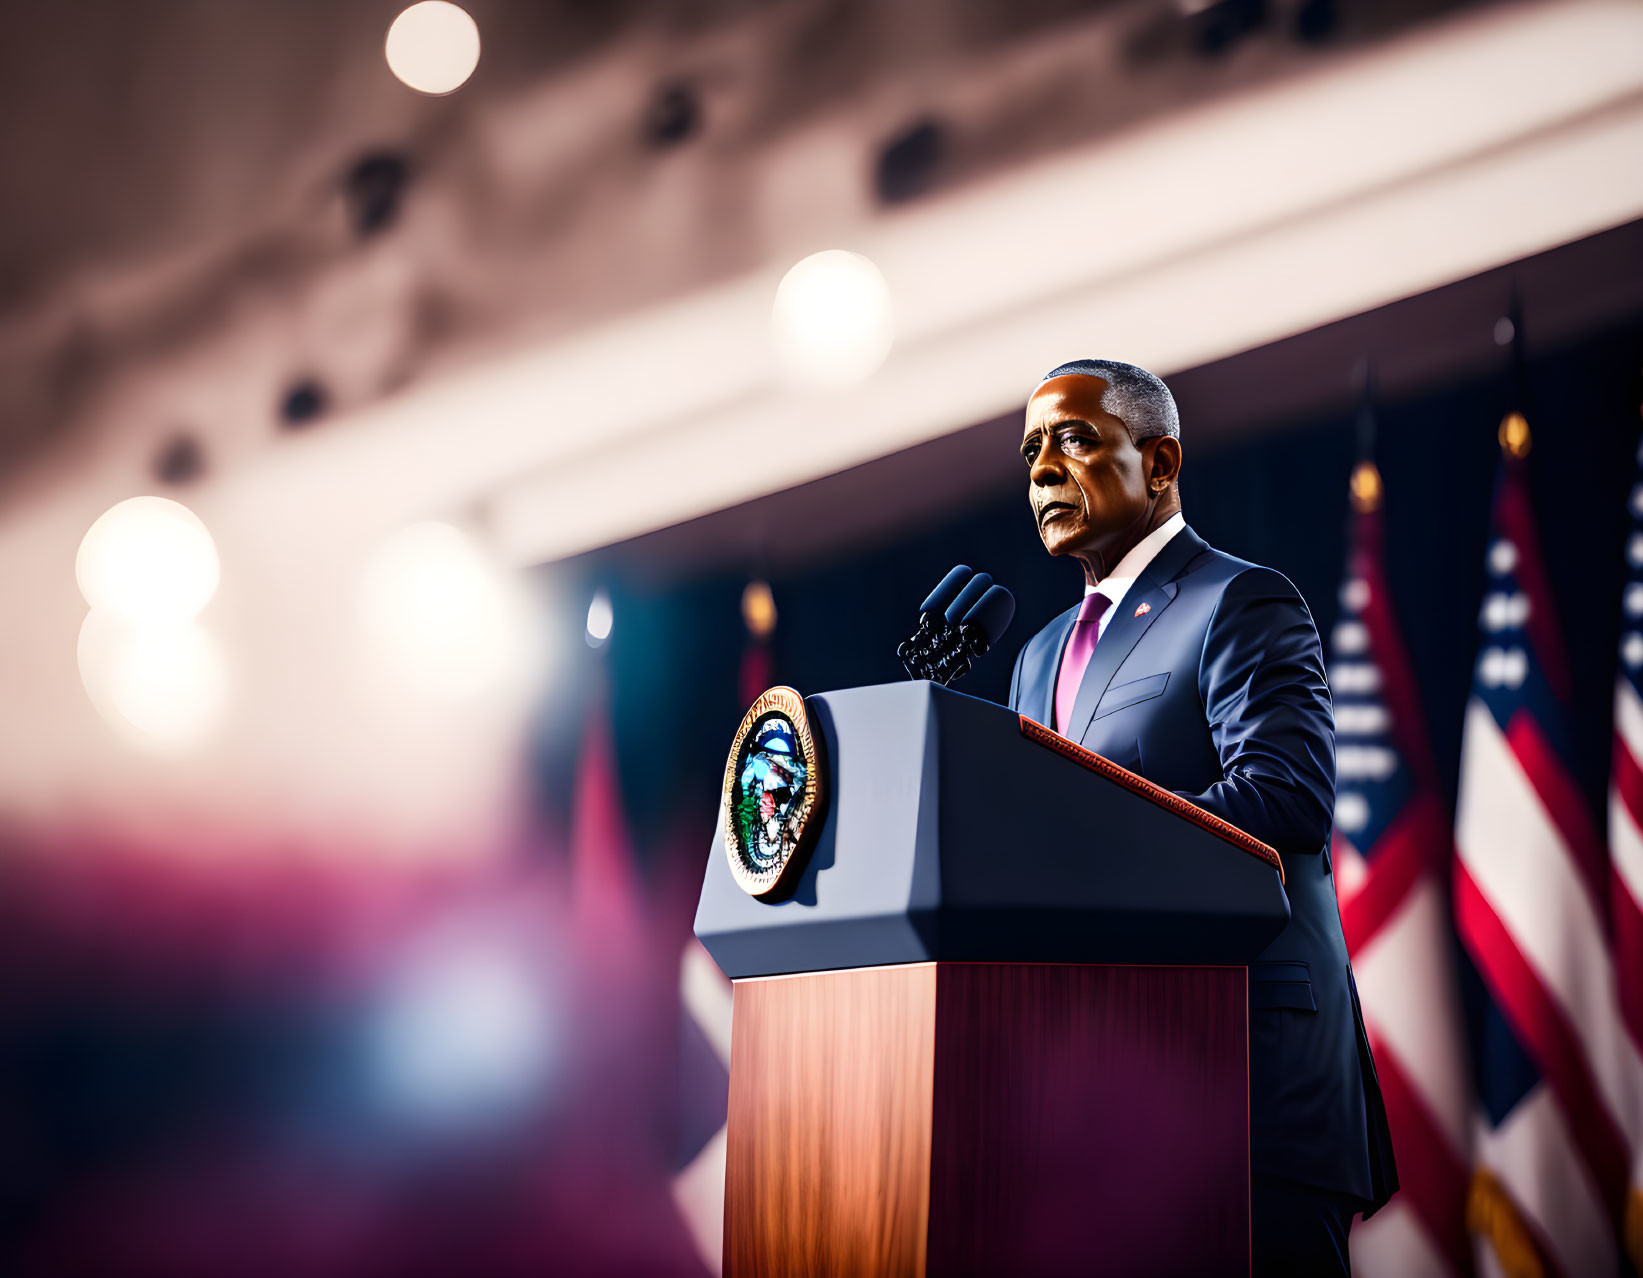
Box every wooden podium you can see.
[696,683,1290,1278]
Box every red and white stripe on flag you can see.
[1608,434,1643,1270]
[1454,429,1643,1277]
[1330,463,1473,1278]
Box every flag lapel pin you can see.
[1134,602,1151,617]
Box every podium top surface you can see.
[695,682,1290,979]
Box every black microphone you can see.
[942,572,993,626]
[898,566,1014,686]
[900,566,973,679]
[959,585,1015,657]
[920,565,966,630]
[919,565,973,619]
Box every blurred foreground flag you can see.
[1329,461,1472,1278]
[572,693,646,968]
[1453,418,1641,1277]
[671,938,732,1276]
[1607,435,1643,1270]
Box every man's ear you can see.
[1146,436,1182,488]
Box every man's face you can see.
[1021,374,1154,564]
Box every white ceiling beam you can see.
[206,0,1643,565]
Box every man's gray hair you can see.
[1037,358,1180,443]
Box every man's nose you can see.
[1029,445,1064,487]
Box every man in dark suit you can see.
[1008,359,1397,1275]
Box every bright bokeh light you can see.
[385,2,480,95]
[76,496,221,623]
[359,521,532,701]
[771,249,895,389]
[77,612,230,752]
[741,580,777,638]
[373,935,555,1128]
[585,589,613,648]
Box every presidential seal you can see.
[721,686,825,899]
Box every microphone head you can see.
[943,571,994,625]
[963,585,1016,646]
[919,565,972,616]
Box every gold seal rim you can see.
[721,686,823,898]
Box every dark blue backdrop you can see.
[535,317,1643,864]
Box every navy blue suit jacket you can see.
[1008,524,1397,1209]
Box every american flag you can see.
[1452,417,1642,1277]
[1329,459,1474,1277]
[1607,435,1643,1272]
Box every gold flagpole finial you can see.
[1468,1167,1547,1278]
[1499,411,1531,458]
[1349,461,1382,513]
[741,579,777,639]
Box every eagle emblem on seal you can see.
[722,686,825,899]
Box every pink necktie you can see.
[1054,593,1110,737]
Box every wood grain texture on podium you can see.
[725,964,938,1278]
[724,963,1249,1278]
[926,964,1248,1277]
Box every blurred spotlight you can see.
[741,580,776,639]
[153,432,205,485]
[643,82,701,149]
[1294,0,1338,43]
[875,119,945,205]
[77,611,230,752]
[771,250,895,389]
[385,2,481,96]
[76,495,221,623]
[1494,316,1516,346]
[586,589,613,648]
[279,377,329,429]
[359,522,533,701]
[344,152,411,238]
[373,933,556,1129]
[1187,0,1267,57]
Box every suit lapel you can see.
[1022,603,1079,726]
[1064,581,1175,744]
[1064,526,1207,746]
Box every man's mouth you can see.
[1038,500,1077,526]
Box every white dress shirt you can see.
[1082,511,1186,640]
